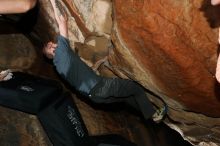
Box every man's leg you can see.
[89,77,156,120]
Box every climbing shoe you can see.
[152,104,168,123]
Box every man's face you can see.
[211,0,220,5]
[43,41,57,59]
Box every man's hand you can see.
[43,42,57,59]
[0,69,13,81]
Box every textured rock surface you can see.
[112,0,219,117]
[0,106,51,146]
[113,0,220,145]
[0,34,36,70]
[111,0,220,145]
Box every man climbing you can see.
[43,0,167,123]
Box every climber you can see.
[43,0,168,123]
[0,0,37,14]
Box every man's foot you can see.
[152,104,168,123]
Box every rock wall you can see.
[111,0,220,145]
[113,0,220,116]
[0,34,36,70]
[33,0,220,145]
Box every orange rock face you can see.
[112,0,220,117]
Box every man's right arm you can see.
[49,0,68,38]
[48,0,72,80]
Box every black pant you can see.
[0,72,63,114]
[89,77,155,120]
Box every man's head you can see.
[43,41,57,59]
[211,0,220,5]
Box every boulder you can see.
[33,0,220,145]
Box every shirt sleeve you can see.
[53,35,76,80]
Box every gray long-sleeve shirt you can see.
[53,35,101,94]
